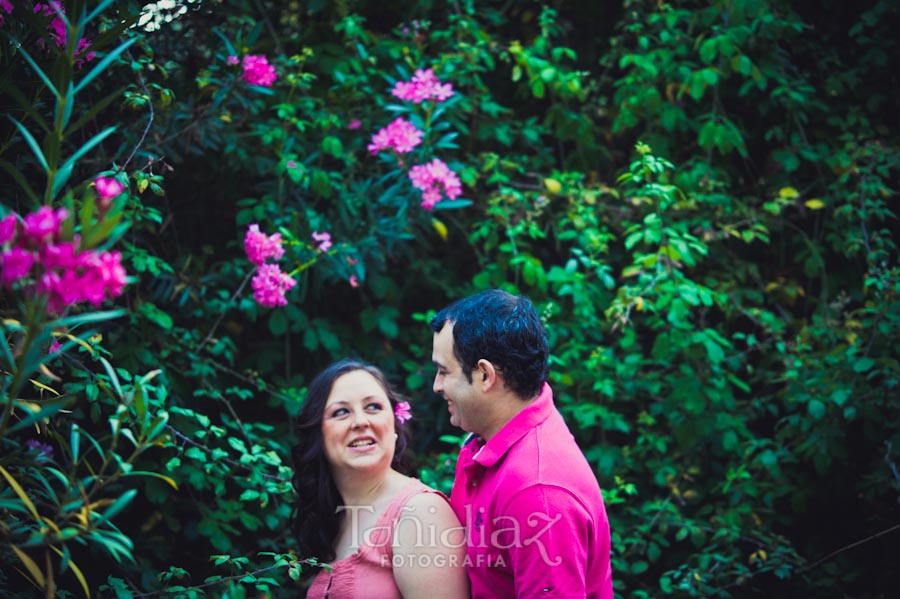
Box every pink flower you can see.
[391,68,454,104]
[244,224,284,266]
[73,38,96,70]
[1,248,35,287]
[0,213,17,244]
[251,263,297,307]
[349,275,359,288]
[0,0,12,25]
[286,160,298,169]
[95,176,124,201]
[311,231,332,253]
[348,119,362,130]
[367,117,423,155]
[93,251,128,300]
[40,241,82,270]
[242,54,277,87]
[394,401,412,423]
[227,55,240,66]
[408,159,463,210]
[48,340,62,354]
[23,206,68,244]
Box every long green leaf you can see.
[48,308,127,329]
[126,470,178,490]
[0,160,41,206]
[55,82,75,133]
[71,424,81,462]
[212,28,238,57]
[74,36,138,94]
[7,398,72,434]
[52,125,117,199]
[10,39,60,99]
[101,488,137,521]
[84,0,117,24]
[98,356,123,399]
[0,465,40,520]
[0,81,51,134]
[65,85,125,136]
[8,117,49,173]
[0,327,16,371]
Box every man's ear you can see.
[476,359,499,392]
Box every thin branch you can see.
[194,270,253,353]
[120,49,155,173]
[801,523,900,572]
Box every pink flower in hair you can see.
[394,401,412,423]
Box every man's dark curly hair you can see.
[430,289,549,399]
[291,359,411,564]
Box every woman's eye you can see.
[366,402,383,411]
[331,408,348,417]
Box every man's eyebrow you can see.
[432,359,446,369]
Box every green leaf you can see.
[0,160,40,205]
[53,126,117,199]
[432,199,473,211]
[102,489,138,520]
[8,116,49,173]
[808,399,826,419]
[74,37,139,94]
[10,40,60,98]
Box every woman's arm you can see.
[393,492,469,599]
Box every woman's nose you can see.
[351,410,370,428]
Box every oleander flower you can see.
[0,248,36,287]
[367,117,424,155]
[251,263,297,307]
[312,231,332,253]
[227,55,240,65]
[22,206,68,244]
[244,224,285,266]
[0,213,17,245]
[391,68,454,104]
[242,54,277,87]
[408,158,463,210]
[0,0,13,25]
[95,176,124,202]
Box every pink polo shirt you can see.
[450,383,613,599]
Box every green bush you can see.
[1,1,897,597]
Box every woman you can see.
[292,359,468,599]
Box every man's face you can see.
[432,323,484,434]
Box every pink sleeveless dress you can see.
[305,478,445,599]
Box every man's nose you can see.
[433,373,442,393]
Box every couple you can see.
[292,290,613,599]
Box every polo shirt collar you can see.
[473,382,554,469]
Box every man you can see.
[431,289,613,599]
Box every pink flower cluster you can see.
[94,176,125,212]
[367,117,423,155]
[311,231,332,253]
[244,224,285,265]
[244,224,295,307]
[33,2,96,69]
[0,207,127,313]
[0,0,11,26]
[241,55,278,87]
[392,69,454,104]
[409,159,463,210]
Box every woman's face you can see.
[321,369,397,475]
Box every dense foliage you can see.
[1,0,898,597]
